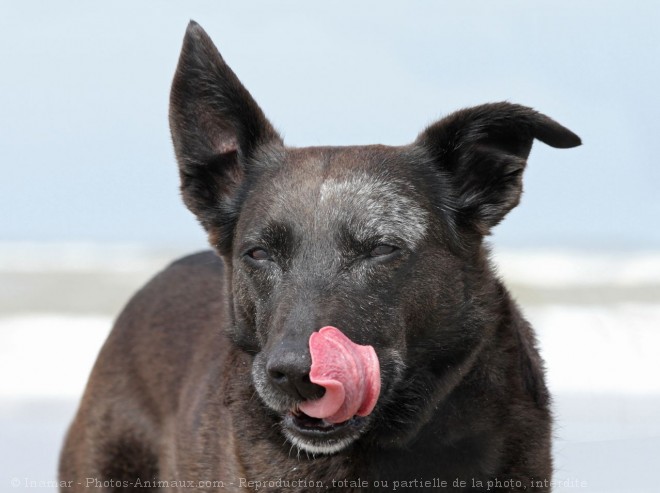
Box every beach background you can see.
[2,2,659,492]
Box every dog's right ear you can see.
[169,21,282,253]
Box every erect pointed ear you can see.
[169,21,283,253]
[416,102,581,235]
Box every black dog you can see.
[60,21,580,492]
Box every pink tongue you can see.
[298,326,380,424]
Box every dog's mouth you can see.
[289,407,361,431]
[281,406,368,455]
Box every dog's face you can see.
[231,146,444,454]
[169,22,580,455]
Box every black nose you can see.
[266,350,325,401]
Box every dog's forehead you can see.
[274,145,405,196]
[251,146,429,245]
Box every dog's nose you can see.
[266,351,325,401]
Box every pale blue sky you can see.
[1,1,658,249]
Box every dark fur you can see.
[60,21,580,492]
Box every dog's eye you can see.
[247,248,272,261]
[370,244,398,257]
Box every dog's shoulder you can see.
[78,250,230,418]
[99,250,229,389]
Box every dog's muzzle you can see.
[254,326,382,454]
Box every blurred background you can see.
[1,1,659,491]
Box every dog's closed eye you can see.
[370,244,398,257]
[247,248,272,261]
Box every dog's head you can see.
[169,22,580,455]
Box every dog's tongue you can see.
[298,326,380,424]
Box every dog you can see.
[59,21,580,492]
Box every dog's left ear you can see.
[416,102,581,235]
